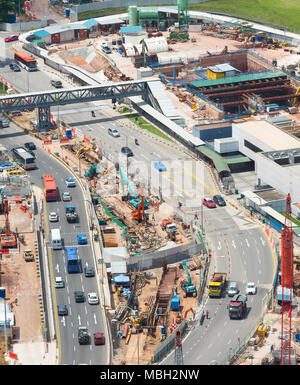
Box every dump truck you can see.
[207,272,227,298]
[78,327,89,344]
[65,206,78,223]
[228,294,247,319]
[23,249,34,262]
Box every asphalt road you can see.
[162,205,275,365]
[0,123,107,365]
[0,50,275,365]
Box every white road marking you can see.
[260,237,265,246]
[85,306,88,315]
[78,314,81,325]
[231,240,236,249]
[55,264,59,273]
[94,314,97,325]
[217,241,222,250]
[61,317,65,327]
[245,239,250,247]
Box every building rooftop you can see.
[207,63,238,73]
[255,189,286,202]
[189,70,286,89]
[236,120,300,151]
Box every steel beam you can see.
[0,79,153,113]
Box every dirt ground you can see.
[0,195,42,361]
[112,262,200,365]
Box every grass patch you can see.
[129,114,175,143]
[78,1,300,33]
[189,0,300,34]
[281,212,300,227]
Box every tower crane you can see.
[280,193,293,365]
[174,328,183,365]
[1,198,17,248]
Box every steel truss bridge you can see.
[0,79,154,130]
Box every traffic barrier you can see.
[60,138,69,143]
[43,140,52,145]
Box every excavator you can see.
[1,198,17,248]
[131,195,145,223]
[180,261,197,298]
[129,311,146,329]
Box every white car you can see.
[55,277,64,288]
[62,192,71,201]
[88,293,99,305]
[65,178,76,187]
[246,282,257,295]
[49,212,58,222]
[108,127,120,137]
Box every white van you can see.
[51,228,62,250]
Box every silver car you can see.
[55,277,64,288]
[49,212,58,222]
[108,127,120,137]
[62,192,71,201]
[0,119,9,128]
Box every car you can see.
[121,146,133,157]
[213,195,226,207]
[49,212,58,222]
[51,80,63,88]
[62,192,71,201]
[65,178,76,187]
[154,161,167,172]
[246,282,257,295]
[94,332,105,345]
[0,119,9,128]
[9,63,21,72]
[84,266,95,277]
[108,127,120,137]
[5,35,19,43]
[57,304,68,316]
[88,293,99,305]
[77,234,87,245]
[202,197,216,208]
[24,142,36,151]
[12,111,22,117]
[228,281,239,297]
[55,277,64,288]
[74,291,85,303]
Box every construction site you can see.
[0,161,44,363]
[3,0,300,366]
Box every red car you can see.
[5,35,19,43]
[202,197,216,208]
[94,332,105,345]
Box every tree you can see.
[0,0,15,22]
[0,0,25,22]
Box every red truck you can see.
[228,294,247,319]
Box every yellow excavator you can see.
[129,312,146,329]
[76,146,90,157]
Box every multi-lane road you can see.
[0,38,276,365]
[162,205,275,365]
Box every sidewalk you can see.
[9,340,56,365]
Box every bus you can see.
[12,147,37,170]
[42,174,58,202]
[14,51,37,71]
[66,247,81,273]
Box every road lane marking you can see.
[78,314,81,325]
[245,239,250,247]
